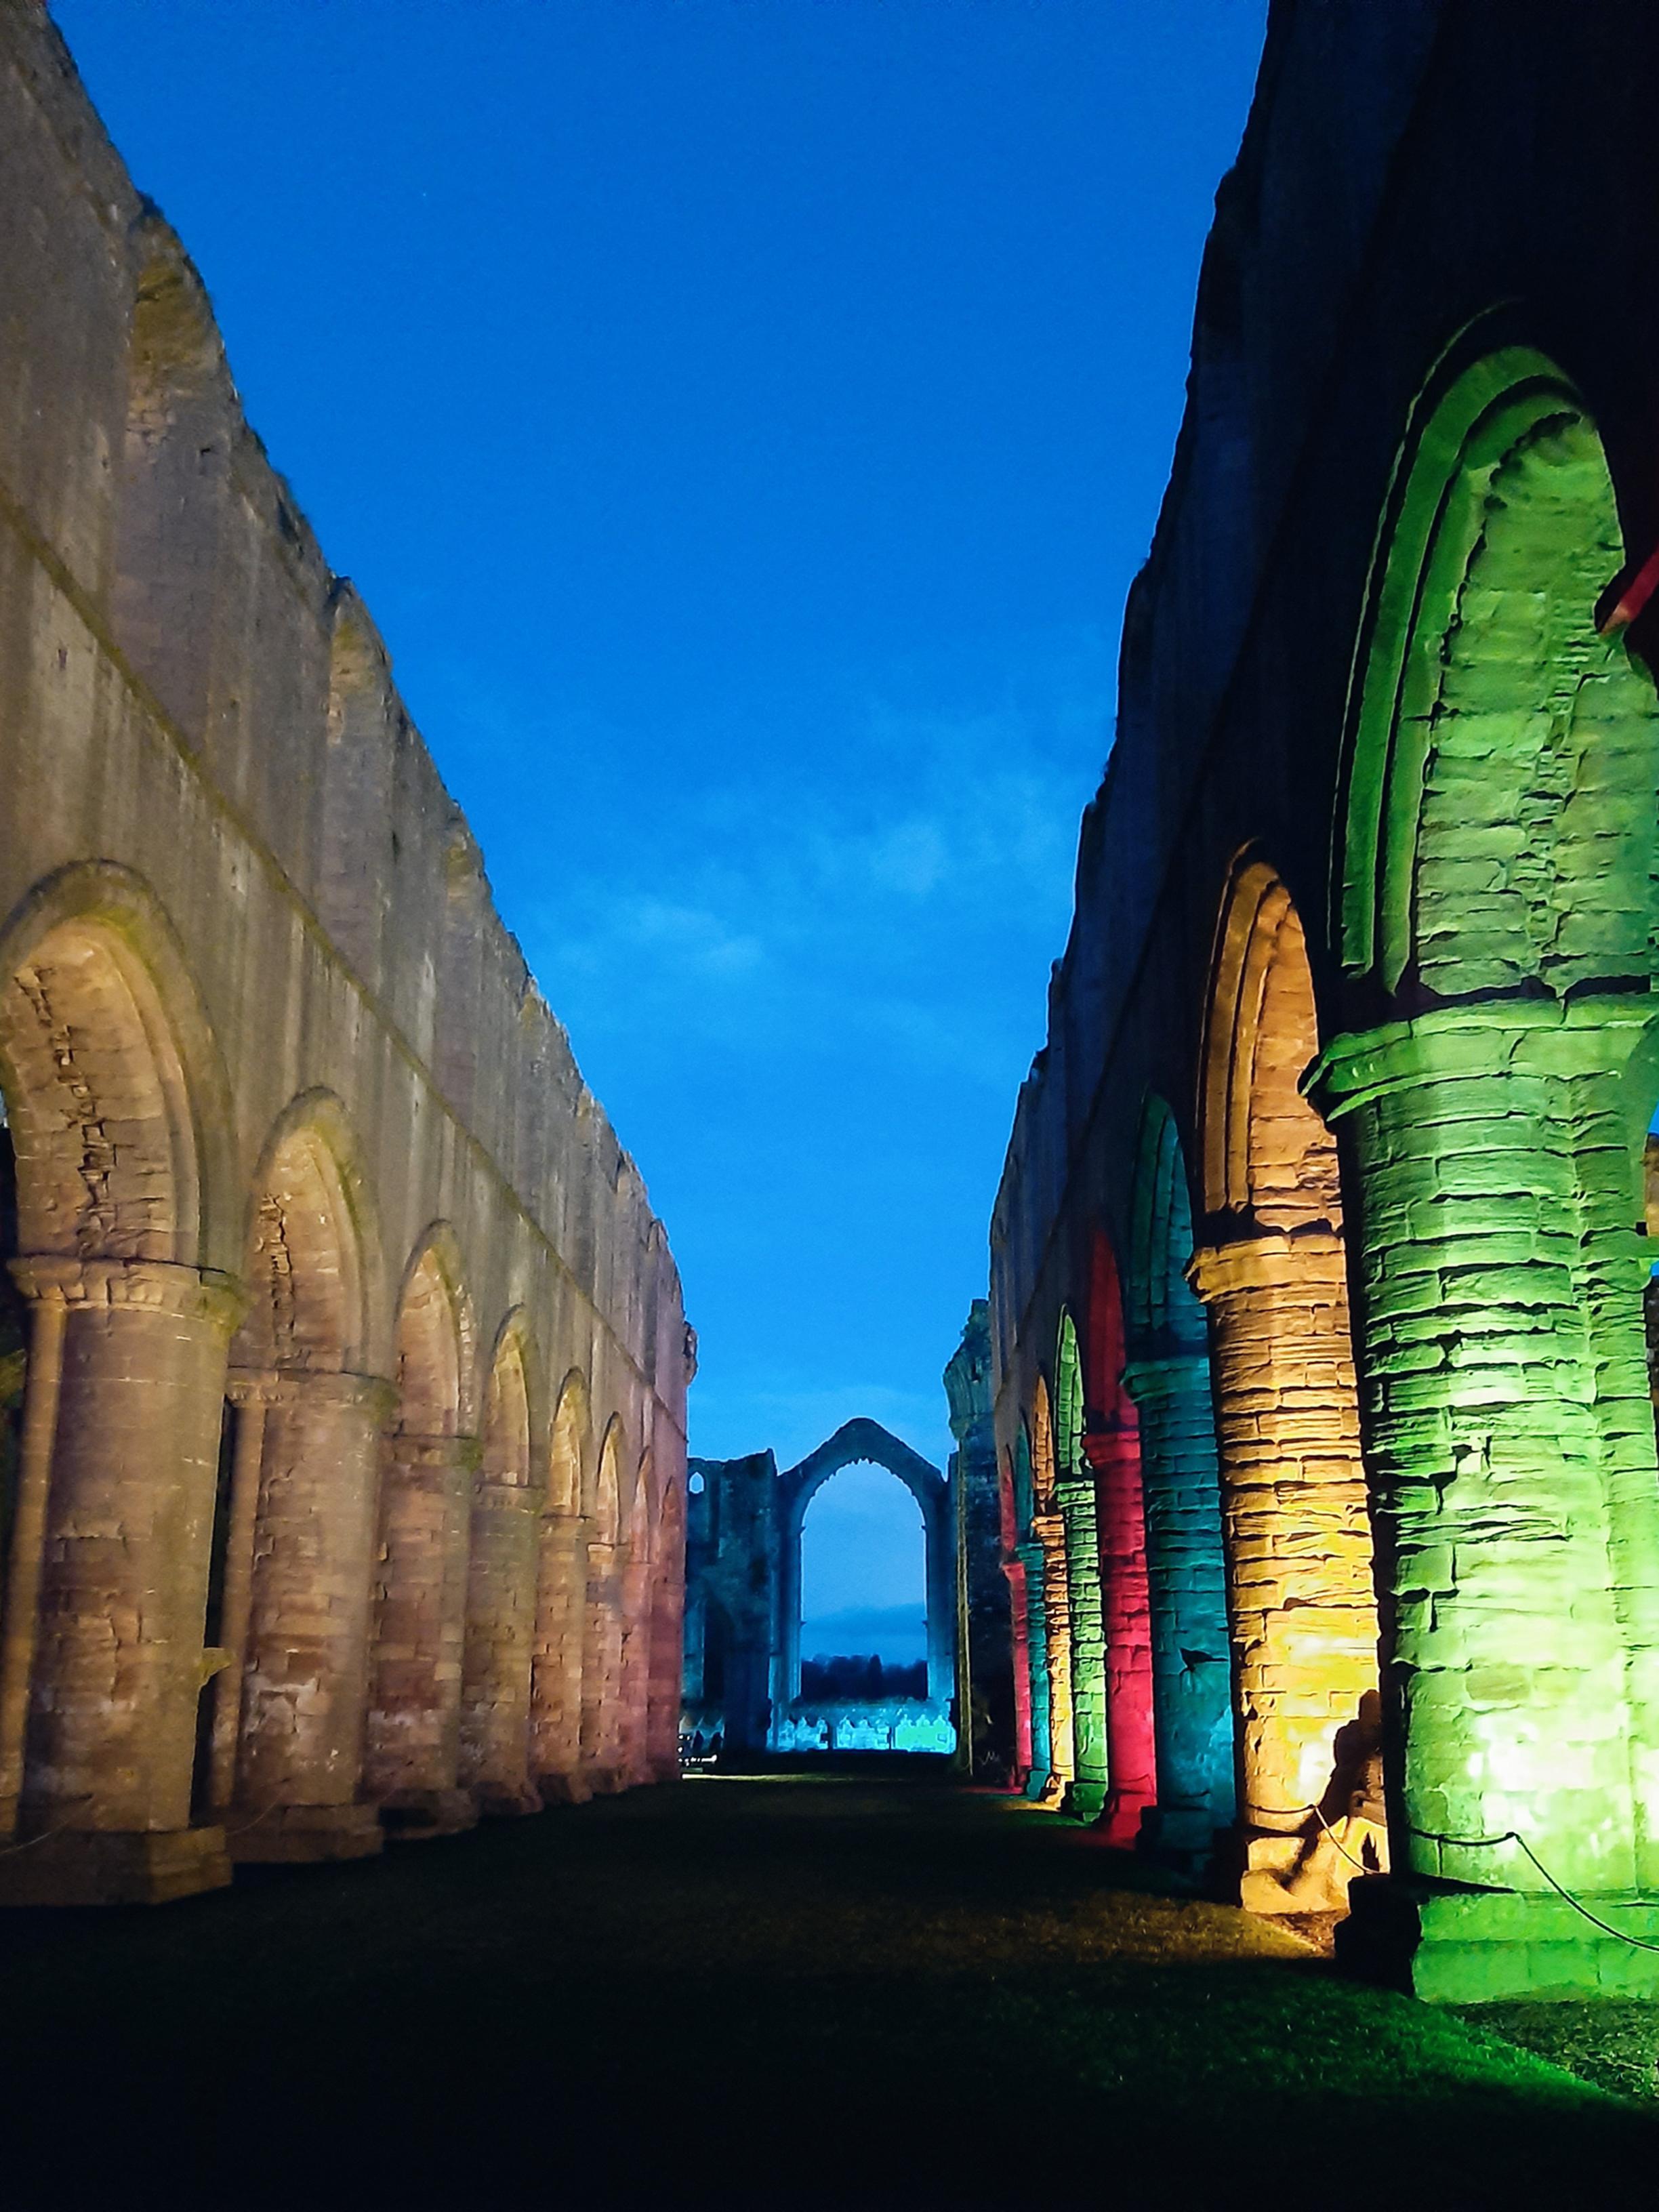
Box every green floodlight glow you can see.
[1319,348,1659,1999]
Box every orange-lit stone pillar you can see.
[1187,1229,1382,1909]
[0,1256,243,1904]
[579,1533,626,1791]
[227,1370,391,1860]
[615,1532,653,1787]
[365,1431,480,1835]
[530,1507,590,1802]
[459,1469,542,1815]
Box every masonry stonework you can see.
[0,5,689,1903]
[989,0,1659,2001]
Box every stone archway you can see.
[0,885,243,1902]
[459,1319,541,1815]
[364,1232,477,1835]
[218,1101,387,1862]
[1191,855,1381,1912]
[777,1418,955,1721]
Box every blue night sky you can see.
[52,0,1265,1641]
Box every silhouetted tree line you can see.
[800,1654,927,1701]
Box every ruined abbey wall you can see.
[990,0,1659,2001]
[0,4,689,1900]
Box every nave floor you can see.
[0,1772,1653,2205]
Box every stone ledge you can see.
[1336,1872,1659,2001]
[0,1824,232,1905]
[226,1802,385,1864]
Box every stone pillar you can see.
[0,1256,243,1905]
[1030,1508,1073,1803]
[365,1431,480,1836]
[615,1537,653,1788]
[459,1471,541,1816]
[579,1536,626,1790]
[529,1509,589,1801]
[1015,1537,1052,1798]
[1187,1231,1380,1910]
[644,1565,683,1782]
[1084,1425,1157,1845]
[228,1370,392,1861]
[1003,1554,1033,1785]
[1314,1002,1659,1993]
[1120,1355,1234,1864]
[1054,1473,1107,1818]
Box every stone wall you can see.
[0,4,689,1902]
[988,0,1659,1999]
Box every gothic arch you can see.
[1121,1094,1233,1862]
[1191,857,1378,1910]
[777,1418,955,1711]
[1317,340,1659,1904]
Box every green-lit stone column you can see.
[1315,999,1659,1999]
[1055,1468,1108,1819]
[1017,1536,1054,1799]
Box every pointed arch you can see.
[1122,1094,1234,1862]
[1191,858,1377,1908]
[548,1368,588,1514]
[393,1227,473,1438]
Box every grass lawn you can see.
[0,1772,1653,2205]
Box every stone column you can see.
[459,1471,542,1816]
[1315,1002,1659,1945]
[1002,1552,1033,1785]
[1053,1472,1107,1818]
[1015,1536,1052,1798]
[1084,1425,1157,1845]
[615,1537,653,1788]
[1120,1355,1234,1864]
[644,1565,684,1782]
[1187,1230,1380,1910]
[579,1536,626,1790]
[0,1256,243,1905]
[1030,1507,1073,1803]
[529,1509,590,1801]
[228,1370,392,1861]
[365,1431,480,1835]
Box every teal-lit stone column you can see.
[1315,999,1659,1998]
[1121,1354,1235,1862]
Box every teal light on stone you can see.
[1125,1097,1235,1860]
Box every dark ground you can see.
[1,1773,1654,2207]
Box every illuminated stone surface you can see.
[0,5,687,1902]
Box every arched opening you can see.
[0,902,240,1891]
[1084,1233,1156,1845]
[216,1111,384,1862]
[530,1369,588,1798]
[771,1422,956,1757]
[1123,1095,1234,1864]
[1191,857,1382,1912]
[1320,345,1659,1958]
[364,1237,476,1831]
[459,1326,540,1814]
[798,1461,928,1708]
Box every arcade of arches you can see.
[0,8,689,1904]
[987,9,1659,2005]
